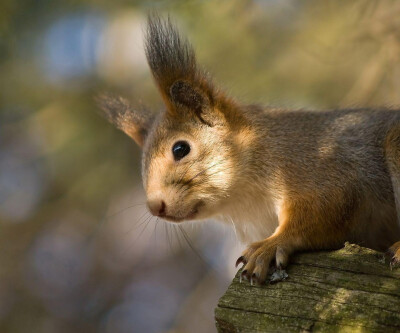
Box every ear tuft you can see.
[145,14,197,97]
[145,13,238,126]
[95,93,154,147]
[145,14,216,110]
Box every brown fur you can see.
[98,14,400,284]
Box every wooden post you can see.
[215,243,400,332]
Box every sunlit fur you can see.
[99,14,400,283]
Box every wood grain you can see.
[215,243,400,332]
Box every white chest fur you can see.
[219,191,281,244]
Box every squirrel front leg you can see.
[236,199,349,284]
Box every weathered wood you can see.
[215,243,400,332]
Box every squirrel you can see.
[97,14,400,284]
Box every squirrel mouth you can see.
[164,201,203,222]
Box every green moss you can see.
[216,244,400,332]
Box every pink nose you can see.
[147,199,166,217]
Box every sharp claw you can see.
[235,256,245,268]
[240,269,248,281]
[390,257,400,270]
[251,273,257,286]
[250,273,254,285]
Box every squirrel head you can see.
[97,14,254,222]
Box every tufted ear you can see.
[170,80,215,125]
[170,80,207,113]
[145,14,226,126]
[96,94,154,147]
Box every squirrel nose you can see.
[147,199,166,217]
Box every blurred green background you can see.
[1,1,400,332]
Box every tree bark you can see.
[215,243,400,332]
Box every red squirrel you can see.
[98,15,400,284]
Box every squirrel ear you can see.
[145,15,236,126]
[96,94,154,147]
[170,80,214,125]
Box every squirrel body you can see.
[98,15,400,283]
[222,107,400,250]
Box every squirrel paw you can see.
[387,241,400,269]
[236,239,290,285]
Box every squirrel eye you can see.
[172,141,191,161]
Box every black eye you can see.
[172,141,191,161]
